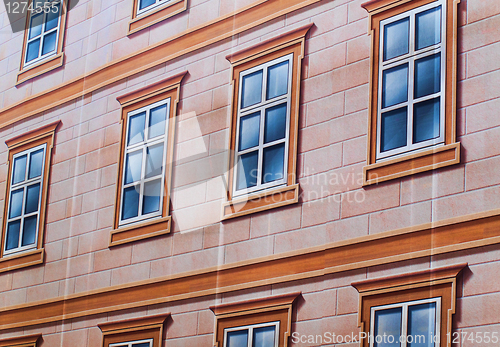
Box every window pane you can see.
[25,183,40,214]
[384,17,409,61]
[143,179,161,215]
[241,70,263,108]
[374,307,402,347]
[381,107,407,152]
[148,104,167,139]
[262,143,285,184]
[408,302,436,347]
[227,330,249,347]
[13,154,27,184]
[382,64,408,108]
[22,215,38,247]
[236,151,258,190]
[145,144,164,179]
[239,112,260,151]
[416,6,441,50]
[9,189,24,219]
[415,54,441,99]
[253,326,276,347]
[122,185,140,220]
[29,12,43,39]
[128,112,146,146]
[413,98,440,144]
[42,30,57,55]
[6,221,21,251]
[26,39,41,62]
[125,150,143,184]
[264,103,287,144]
[28,149,44,179]
[45,3,60,31]
[139,0,156,10]
[132,343,151,347]
[267,60,289,100]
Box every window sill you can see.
[363,142,460,186]
[17,53,64,86]
[110,216,171,247]
[222,184,299,220]
[128,0,187,35]
[0,248,44,274]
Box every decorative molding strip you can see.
[0,334,41,347]
[0,208,499,331]
[0,0,321,130]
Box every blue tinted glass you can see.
[45,3,60,31]
[415,54,441,99]
[416,6,441,50]
[145,144,164,179]
[374,307,402,347]
[384,17,409,61]
[122,185,140,220]
[408,303,436,347]
[143,179,161,215]
[264,103,286,144]
[41,30,57,55]
[9,189,24,219]
[28,149,44,179]
[13,155,27,184]
[148,104,167,139]
[413,98,440,144]
[125,150,143,184]
[26,39,41,62]
[241,70,263,108]
[253,326,276,347]
[128,112,146,145]
[381,107,407,152]
[25,183,40,214]
[239,112,260,151]
[6,221,21,250]
[262,143,285,184]
[236,151,258,190]
[132,343,151,347]
[29,12,43,39]
[22,215,38,246]
[227,330,249,347]
[139,0,156,10]
[267,60,289,100]
[382,64,408,108]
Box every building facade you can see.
[0,0,499,346]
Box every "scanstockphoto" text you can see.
[291,332,440,345]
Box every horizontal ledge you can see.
[210,292,301,316]
[17,53,64,86]
[0,248,44,274]
[128,0,187,35]
[110,216,171,247]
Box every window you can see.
[223,24,312,220]
[0,121,59,273]
[112,72,186,247]
[129,0,187,35]
[212,292,299,347]
[352,263,466,347]
[362,0,460,185]
[18,0,68,84]
[110,340,153,347]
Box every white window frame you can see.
[369,297,441,347]
[376,0,447,161]
[136,0,171,16]
[24,0,62,67]
[3,144,46,256]
[118,98,170,227]
[223,321,280,347]
[233,53,293,198]
[109,339,153,347]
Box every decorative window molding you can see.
[222,23,312,220]
[0,121,59,273]
[0,334,41,347]
[111,71,186,247]
[211,292,300,347]
[128,0,187,35]
[361,0,461,185]
[17,0,68,85]
[352,263,466,347]
[98,314,169,347]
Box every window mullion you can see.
[402,304,408,347]
[138,146,148,217]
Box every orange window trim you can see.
[0,334,41,347]
[362,0,461,185]
[111,71,186,247]
[129,0,187,35]
[223,23,312,220]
